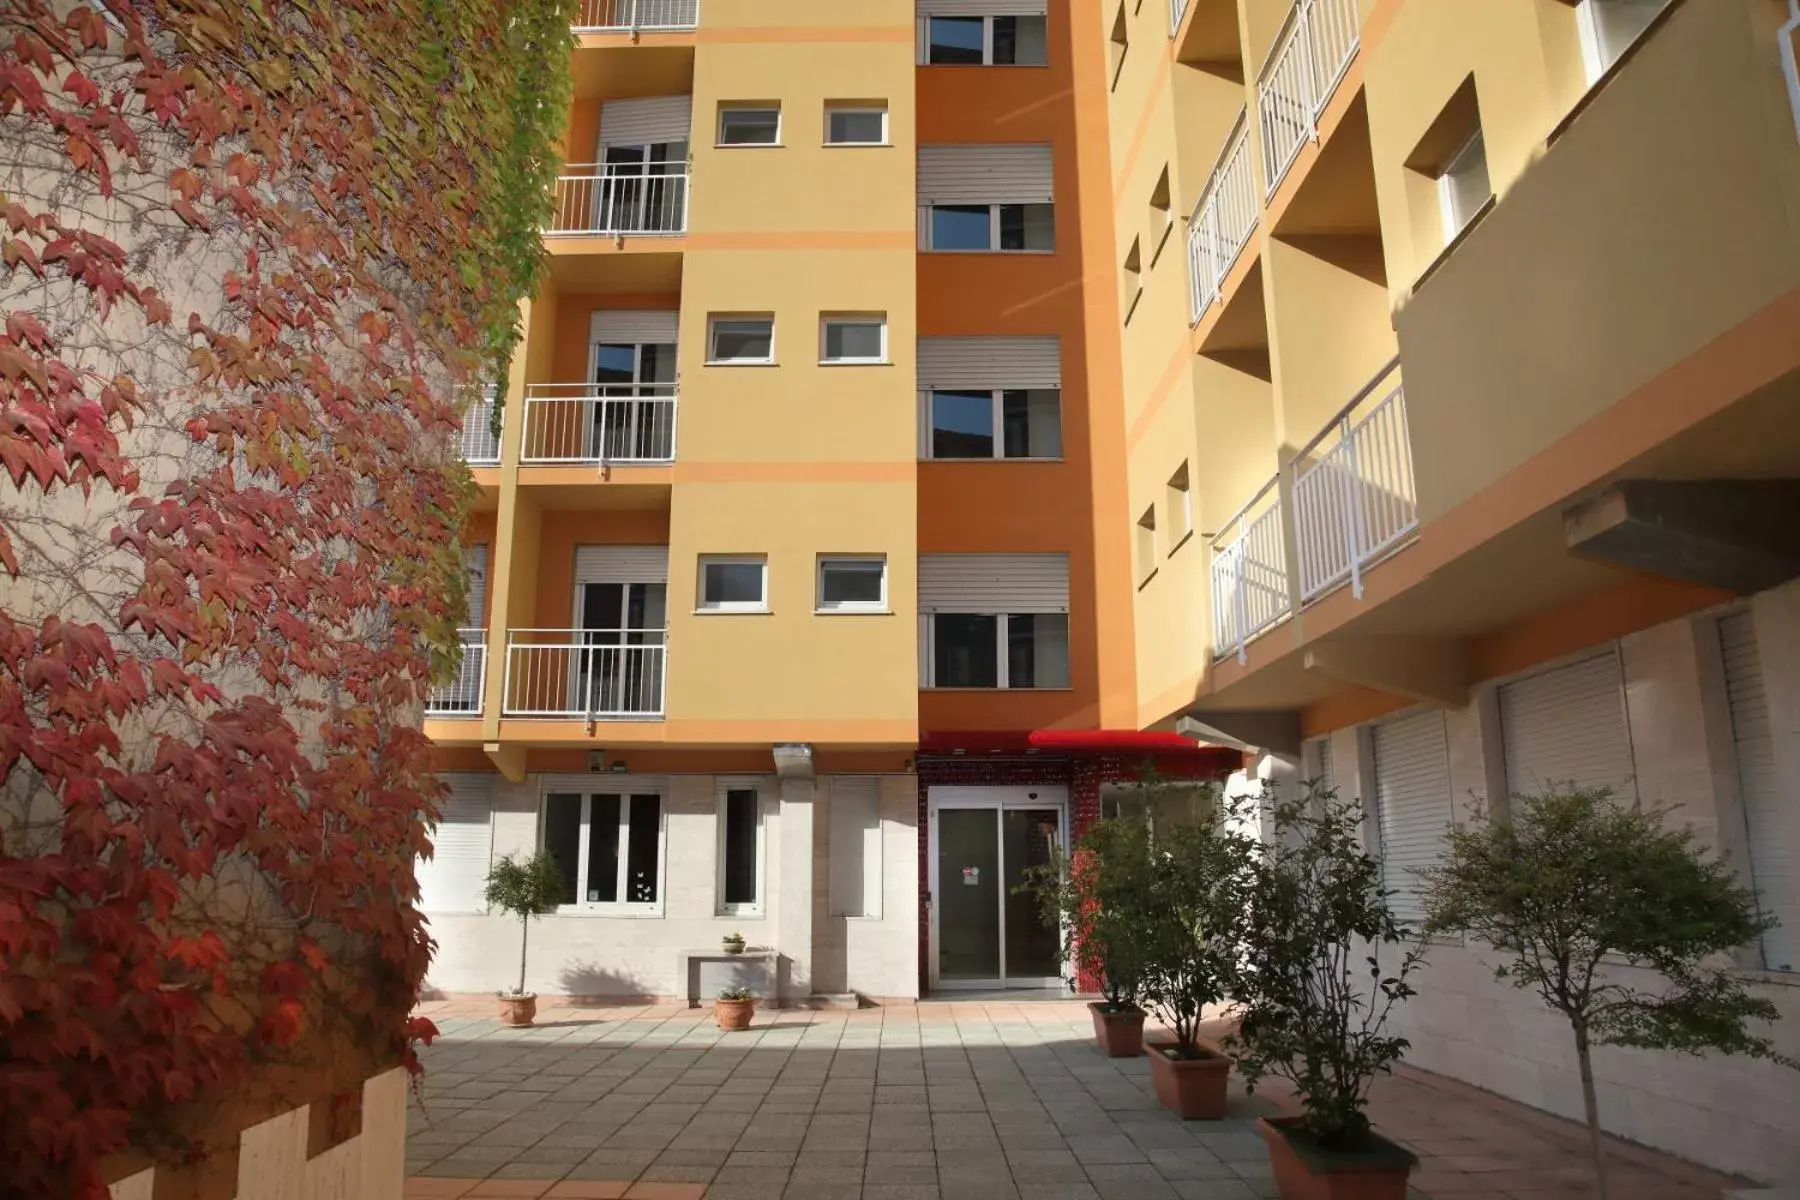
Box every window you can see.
[1136,505,1156,585]
[1108,3,1128,87]
[542,791,663,910]
[829,777,883,919]
[818,556,888,612]
[1121,236,1143,323]
[1166,462,1193,551]
[925,612,1070,689]
[1437,130,1491,243]
[1148,166,1173,264]
[1577,0,1669,82]
[926,203,1055,252]
[707,315,774,364]
[925,14,1047,66]
[718,105,781,146]
[698,556,768,612]
[826,104,888,146]
[717,785,764,915]
[821,314,888,364]
[928,389,1061,459]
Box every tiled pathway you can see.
[405,1000,1745,1200]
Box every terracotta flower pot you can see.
[1257,1116,1416,1200]
[1088,1002,1146,1057]
[497,993,537,1027]
[1145,1040,1231,1119]
[714,997,755,1031]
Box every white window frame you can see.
[540,789,668,917]
[715,780,768,917]
[925,202,1054,254]
[924,387,1062,461]
[707,315,775,365]
[1576,0,1670,84]
[698,554,769,613]
[925,14,1049,67]
[717,105,782,147]
[921,611,1071,690]
[825,105,890,146]
[1436,129,1489,245]
[817,555,889,614]
[820,314,889,365]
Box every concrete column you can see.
[775,777,815,1001]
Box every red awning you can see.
[918,728,1241,765]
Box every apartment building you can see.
[1109,0,1800,1180]
[419,0,1233,1011]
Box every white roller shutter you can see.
[1500,649,1637,804]
[418,774,494,913]
[917,336,1060,390]
[918,0,1046,13]
[590,310,679,345]
[1306,736,1336,796]
[463,544,488,628]
[1720,612,1796,972]
[918,144,1054,205]
[1371,711,1452,927]
[830,776,884,919]
[574,545,671,586]
[918,553,1068,612]
[599,95,693,147]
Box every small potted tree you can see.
[1422,786,1789,1200]
[1139,798,1258,1119]
[1026,816,1156,1056]
[715,984,755,1031]
[483,853,564,1027]
[1230,784,1424,1199]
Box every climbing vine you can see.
[0,0,572,1193]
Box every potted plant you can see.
[721,930,746,954]
[1229,784,1425,1200]
[1422,786,1787,1200]
[483,853,564,1027]
[715,984,755,1031]
[1138,796,1258,1119]
[1025,816,1156,1056]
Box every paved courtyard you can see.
[404,1000,1744,1200]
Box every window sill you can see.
[1546,0,1683,147]
[920,457,1066,464]
[823,142,891,149]
[714,142,783,150]
[1137,568,1158,592]
[921,248,1056,256]
[553,906,665,919]
[818,359,892,367]
[920,686,1075,693]
[921,62,1051,70]
[705,359,778,368]
[815,607,892,616]
[716,909,765,919]
[694,607,773,615]
[1167,529,1194,558]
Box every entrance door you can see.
[929,786,1066,990]
[576,581,668,716]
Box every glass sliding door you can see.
[576,581,667,716]
[929,787,1066,990]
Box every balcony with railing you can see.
[1186,109,1259,324]
[1209,483,1291,664]
[521,383,677,466]
[546,163,689,238]
[502,629,668,720]
[426,630,488,718]
[459,389,501,465]
[1256,0,1361,197]
[574,0,699,32]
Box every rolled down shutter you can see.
[590,310,679,345]
[1307,736,1335,796]
[599,95,693,147]
[1499,649,1636,804]
[918,144,1053,205]
[418,774,494,913]
[1719,612,1796,972]
[918,553,1068,612]
[1371,710,1452,926]
[463,544,488,628]
[574,545,671,586]
[918,0,1046,13]
[917,336,1060,389]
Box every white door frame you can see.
[927,784,1069,992]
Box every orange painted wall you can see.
[546,292,683,384]
[914,0,1136,737]
[530,508,673,629]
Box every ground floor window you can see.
[542,792,663,910]
[717,785,763,915]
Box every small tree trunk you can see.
[1573,1020,1610,1200]
[517,914,530,996]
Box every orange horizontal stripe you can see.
[698,25,913,45]
[673,461,915,484]
[684,230,914,252]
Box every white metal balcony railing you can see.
[546,164,689,237]
[427,630,487,717]
[503,629,667,720]
[1186,109,1258,323]
[1257,0,1361,197]
[1293,359,1417,604]
[521,383,677,465]
[1170,0,1190,35]
[1210,484,1291,665]
[573,0,699,32]
[459,388,501,465]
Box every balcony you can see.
[521,384,677,466]
[1209,484,1291,664]
[546,163,689,238]
[573,0,698,32]
[426,630,488,717]
[1186,108,1258,323]
[1169,0,1189,34]
[459,389,500,465]
[1256,0,1360,197]
[502,629,667,720]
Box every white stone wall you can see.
[1328,581,1800,1183]
[422,771,922,1003]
